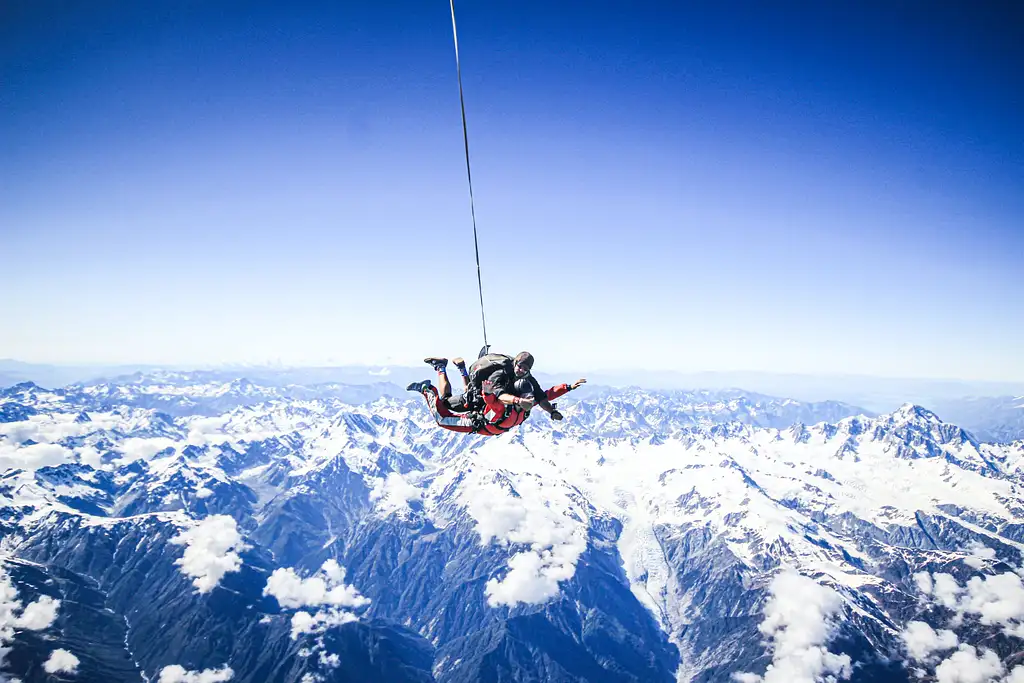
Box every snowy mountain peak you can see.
[892,402,941,424]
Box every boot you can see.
[406,380,433,393]
[424,357,448,372]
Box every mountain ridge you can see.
[1,373,1023,682]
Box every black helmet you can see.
[513,377,535,398]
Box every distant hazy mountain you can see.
[6,359,1024,409]
[927,395,1024,443]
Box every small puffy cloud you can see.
[76,445,106,470]
[194,486,214,499]
[318,652,340,668]
[931,573,963,610]
[933,645,1002,683]
[485,537,587,608]
[186,417,229,447]
[902,621,958,662]
[264,560,369,640]
[369,473,421,516]
[732,674,762,683]
[44,649,80,674]
[117,437,176,463]
[289,609,358,639]
[914,571,933,596]
[158,664,234,682]
[170,515,248,594]
[0,568,62,669]
[264,560,369,610]
[736,570,852,683]
[964,541,997,570]
[14,595,60,630]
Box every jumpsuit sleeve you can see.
[544,383,572,401]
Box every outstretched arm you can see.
[534,378,587,420]
[543,378,586,401]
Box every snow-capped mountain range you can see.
[1,373,1023,682]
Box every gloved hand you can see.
[550,410,564,421]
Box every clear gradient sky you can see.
[2,1,1022,380]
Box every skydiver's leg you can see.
[424,357,452,398]
[445,392,474,414]
[438,371,451,398]
[411,381,479,432]
[452,357,471,392]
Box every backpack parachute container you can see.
[468,353,513,389]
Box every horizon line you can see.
[3,357,1024,388]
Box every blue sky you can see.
[2,1,1022,380]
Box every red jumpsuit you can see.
[419,383,573,435]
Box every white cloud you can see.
[736,570,852,683]
[369,473,421,516]
[186,417,229,447]
[0,421,41,445]
[157,664,234,682]
[117,437,176,463]
[289,609,358,639]
[76,445,106,469]
[318,652,340,668]
[960,572,1024,630]
[463,472,588,608]
[194,486,214,499]
[0,416,98,446]
[964,541,997,570]
[901,621,958,662]
[43,649,80,674]
[169,515,248,594]
[909,570,1024,682]
[0,443,73,472]
[931,573,963,610]
[263,560,369,640]
[914,571,933,596]
[934,645,1002,683]
[0,568,62,669]
[485,539,587,608]
[917,570,1024,638]
[14,595,59,630]
[264,560,368,610]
